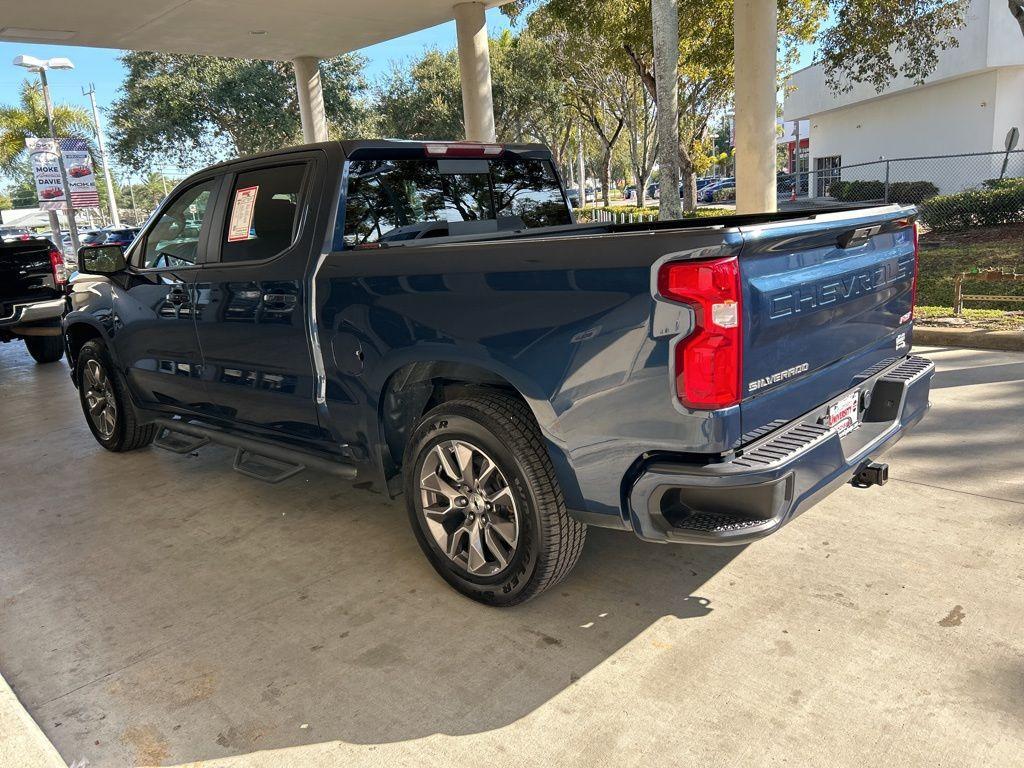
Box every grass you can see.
[915,223,1024,330]
[915,306,1024,330]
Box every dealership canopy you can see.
[0,0,781,213]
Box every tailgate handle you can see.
[838,224,882,249]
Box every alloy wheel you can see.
[418,439,520,577]
[83,359,117,439]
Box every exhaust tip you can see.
[852,461,889,488]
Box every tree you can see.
[114,172,183,222]
[0,190,12,210]
[651,0,681,218]
[495,29,576,170]
[0,80,94,177]
[619,78,657,206]
[109,52,368,171]
[819,1,968,93]
[509,0,968,214]
[2,171,39,210]
[527,10,632,206]
[374,30,573,156]
[374,50,464,139]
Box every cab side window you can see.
[220,164,306,263]
[139,180,215,269]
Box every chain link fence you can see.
[778,150,1024,230]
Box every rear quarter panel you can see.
[315,227,739,521]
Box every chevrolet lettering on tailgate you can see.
[766,254,914,320]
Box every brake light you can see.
[911,221,920,319]
[48,247,67,287]
[424,142,504,158]
[658,257,743,409]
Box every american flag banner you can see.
[26,137,101,209]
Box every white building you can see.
[784,0,1024,197]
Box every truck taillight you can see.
[911,221,920,319]
[658,256,743,410]
[895,217,919,322]
[48,247,67,287]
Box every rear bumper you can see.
[627,355,934,545]
[0,297,65,329]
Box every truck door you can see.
[116,176,219,412]
[191,154,327,445]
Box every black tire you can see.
[77,339,157,452]
[23,335,64,364]
[403,392,586,606]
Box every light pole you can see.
[128,176,138,225]
[13,54,81,254]
[83,83,121,227]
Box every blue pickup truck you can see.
[64,140,933,605]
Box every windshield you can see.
[341,156,571,247]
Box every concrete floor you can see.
[0,341,1021,768]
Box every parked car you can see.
[696,177,720,191]
[102,227,140,247]
[699,178,736,203]
[80,230,110,247]
[66,139,932,606]
[623,185,636,200]
[647,183,659,199]
[1,236,67,363]
[0,226,33,241]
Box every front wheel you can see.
[77,340,157,452]
[403,393,586,606]
[23,335,64,364]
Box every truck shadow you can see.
[12,465,742,766]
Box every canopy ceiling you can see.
[0,0,510,60]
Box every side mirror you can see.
[77,245,127,275]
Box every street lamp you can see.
[13,54,82,255]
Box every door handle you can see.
[262,292,297,305]
[166,286,189,305]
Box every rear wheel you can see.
[23,335,64,364]
[77,340,157,452]
[403,392,586,606]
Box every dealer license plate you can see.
[827,391,860,436]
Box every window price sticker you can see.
[227,185,259,242]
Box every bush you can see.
[889,181,940,204]
[829,180,885,201]
[919,178,1024,230]
[827,179,939,204]
[711,187,736,203]
[982,176,1024,190]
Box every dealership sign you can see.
[25,137,101,210]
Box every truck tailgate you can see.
[738,207,917,436]
[1,239,61,317]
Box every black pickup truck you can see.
[64,140,933,605]
[1,236,67,363]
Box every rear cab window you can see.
[221,163,307,263]
[342,155,571,247]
